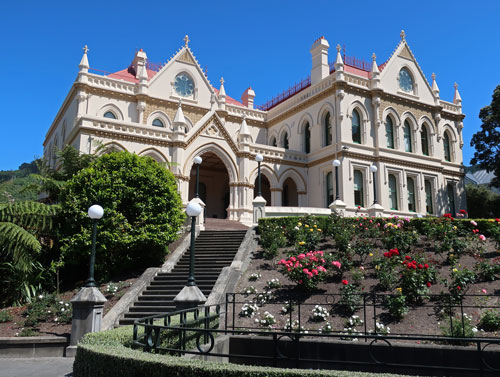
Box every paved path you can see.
[0,357,73,377]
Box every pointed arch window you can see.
[270,137,277,147]
[389,174,398,210]
[421,125,429,156]
[404,120,412,152]
[444,132,451,162]
[104,111,117,119]
[323,112,332,146]
[352,109,361,144]
[407,177,416,212]
[304,123,311,153]
[326,172,333,207]
[447,183,456,215]
[354,170,364,207]
[425,180,434,214]
[282,132,289,149]
[385,116,394,149]
[152,118,164,128]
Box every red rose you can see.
[342,279,349,285]
[457,286,461,290]
[418,264,424,269]
[427,282,431,287]
[424,264,429,269]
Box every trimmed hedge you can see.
[74,326,413,377]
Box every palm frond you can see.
[0,222,41,272]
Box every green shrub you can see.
[0,310,13,323]
[23,293,72,327]
[58,152,184,282]
[440,314,477,344]
[74,325,412,377]
[384,293,409,321]
[478,309,500,331]
[338,282,362,316]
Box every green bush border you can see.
[74,326,412,377]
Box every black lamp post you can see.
[85,204,104,287]
[255,154,263,197]
[185,201,202,287]
[193,156,202,198]
[370,164,378,205]
[333,159,341,201]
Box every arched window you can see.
[425,180,433,214]
[385,116,394,149]
[326,172,333,207]
[282,132,289,149]
[444,132,451,162]
[152,118,164,127]
[389,174,398,210]
[270,137,277,147]
[404,120,412,152]
[323,112,332,146]
[104,111,117,119]
[421,125,429,156]
[304,123,311,153]
[447,183,456,215]
[407,177,416,212]
[354,170,364,207]
[352,109,361,144]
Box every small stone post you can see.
[66,287,107,357]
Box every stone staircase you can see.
[119,229,248,325]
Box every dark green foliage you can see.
[23,293,72,327]
[465,184,500,218]
[74,326,409,377]
[478,309,500,331]
[59,152,184,282]
[470,84,500,188]
[0,310,13,323]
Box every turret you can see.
[370,53,380,89]
[78,45,89,83]
[334,44,344,81]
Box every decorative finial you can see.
[400,30,406,41]
[178,98,182,107]
[83,45,89,54]
[220,77,225,86]
[336,44,341,53]
[184,35,190,47]
[372,53,377,61]
[432,73,436,80]
[454,82,458,90]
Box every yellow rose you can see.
[369,253,373,257]
[305,224,309,228]
[317,229,322,232]
[310,228,313,232]
[299,241,305,245]
[298,222,302,226]
[375,265,380,270]
[452,268,458,273]
[396,287,402,293]
[313,224,317,228]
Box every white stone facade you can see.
[44,32,466,225]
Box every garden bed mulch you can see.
[233,230,500,342]
[0,277,137,338]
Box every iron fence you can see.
[132,300,500,376]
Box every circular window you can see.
[399,68,414,92]
[174,73,194,97]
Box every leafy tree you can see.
[465,184,500,218]
[471,85,500,188]
[58,152,185,282]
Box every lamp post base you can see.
[67,286,107,356]
[173,285,207,310]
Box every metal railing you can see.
[132,295,500,376]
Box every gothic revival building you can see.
[44,32,466,225]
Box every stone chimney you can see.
[241,87,255,109]
[310,36,330,85]
[132,49,148,79]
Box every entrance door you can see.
[189,152,230,219]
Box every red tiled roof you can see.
[107,68,158,83]
[344,65,370,78]
[212,87,244,107]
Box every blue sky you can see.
[1,0,499,170]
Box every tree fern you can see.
[0,222,41,272]
[0,201,60,233]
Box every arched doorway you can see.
[253,174,272,205]
[189,152,230,219]
[282,177,298,206]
